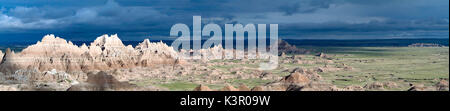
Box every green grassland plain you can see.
[133,47,448,91]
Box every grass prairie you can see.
[132,46,449,91]
[305,47,449,90]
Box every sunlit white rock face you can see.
[0,50,3,63]
[0,34,260,76]
[0,34,179,73]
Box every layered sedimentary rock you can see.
[0,84,32,91]
[253,67,353,91]
[184,45,258,61]
[435,80,449,91]
[220,84,239,91]
[193,84,213,91]
[0,34,179,74]
[0,50,3,63]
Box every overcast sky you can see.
[0,0,448,42]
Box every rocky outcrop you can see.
[363,81,398,90]
[282,72,310,84]
[238,84,251,91]
[364,82,384,90]
[0,68,82,91]
[0,50,3,63]
[435,80,449,91]
[278,40,311,54]
[220,84,239,91]
[289,67,322,81]
[193,84,213,91]
[0,34,180,91]
[0,34,179,74]
[192,84,251,91]
[255,70,323,91]
[182,39,304,61]
[251,86,264,91]
[0,84,33,91]
[287,81,340,91]
[254,67,364,91]
[315,52,332,59]
[407,84,434,91]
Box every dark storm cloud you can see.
[0,0,448,41]
[279,0,333,15]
